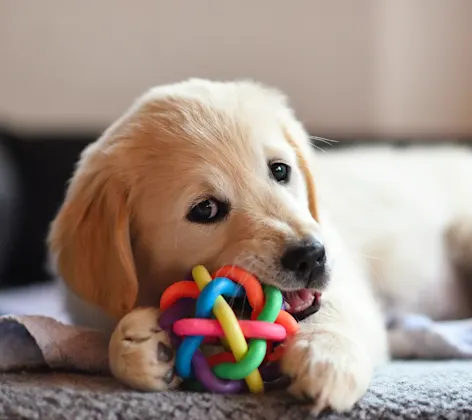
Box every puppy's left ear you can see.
[283,122,319,222]
[48,153,138,319]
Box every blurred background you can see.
[0,1,471,315]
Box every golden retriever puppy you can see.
[48,79,389,412]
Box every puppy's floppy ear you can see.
[283,124,319,222]
[48,158,138,319]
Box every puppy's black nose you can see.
[281,240,326,278]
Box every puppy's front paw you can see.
[109,307,180,391]
[281,328,372,414]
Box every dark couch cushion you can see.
[0,128,92,288]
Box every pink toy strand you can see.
[173,318,287,341]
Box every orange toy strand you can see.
[160,281,200,311]
[275,311,299,336]
[251,307,299,336]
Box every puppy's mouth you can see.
[283,289,322,321]
[283,289,320,313]
[228,288,321,322]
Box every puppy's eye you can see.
[269,162,291,184]
[187,198,229,224]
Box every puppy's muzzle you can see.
[280,238,326,289]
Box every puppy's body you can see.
[48,79,472,412]
[316,145,472,321]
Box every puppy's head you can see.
[48,79,329,319]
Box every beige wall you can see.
[1,0,471,137]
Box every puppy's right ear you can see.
[48,152,138,319]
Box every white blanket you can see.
[388,313,472,359]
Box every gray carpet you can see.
[0,361,470,419]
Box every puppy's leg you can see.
[446,217,472,307]
[109,307,180,391]
[446,217,472,277]
[281,251,388,413]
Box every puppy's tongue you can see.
[284,289,319,313]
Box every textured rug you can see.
[0,361,470,420]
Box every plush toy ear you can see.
[48,162,138,319]
[283,125,319,222]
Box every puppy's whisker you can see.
[357,253,384,261]
[240,295,248,319]
[309,135,338,145]
[347,249,385,262]
[312,144,326,153]
[227,295,238,310]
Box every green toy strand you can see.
[258,286,283,323]
[212,285,282,380]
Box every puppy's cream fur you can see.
[48,79,472,412]
[315,146,472,321]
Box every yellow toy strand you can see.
[192,265,264,393]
